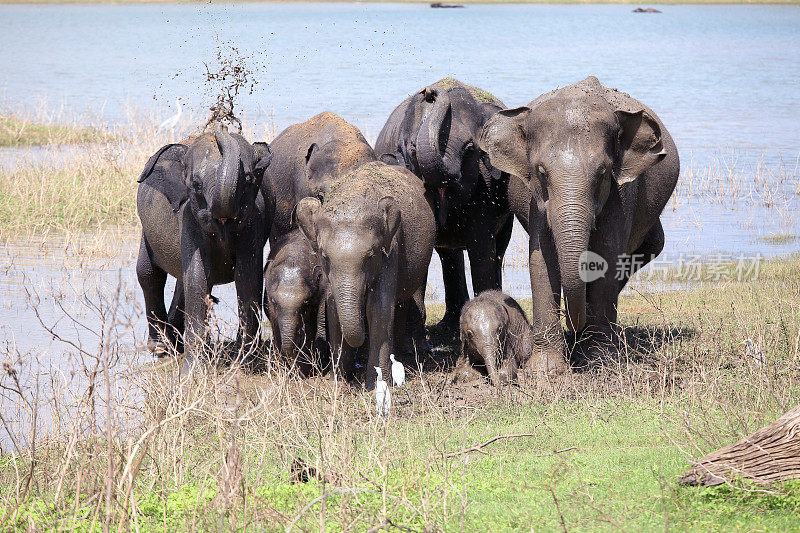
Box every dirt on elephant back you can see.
[432,77,500,105]
[323,162,419,213]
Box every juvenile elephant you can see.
[295,161,435,390]
[479,76,679,373]
[375,78,513,331]
[459,291,533,386]
[136,126,274,361]
[264,229,327,374]
[263,111,377,247]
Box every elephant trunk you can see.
[212,128,242,221]
[279,316,300,359]
[331,276,366,348]
[416,91,467,226]
[476,341,505,386]
[551,189,593,333]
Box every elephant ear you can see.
[294,197,322,252]
[379,153,399,165]
[137,143,188,212]
[478,107,531,180]
[614,110,667,186]
[252,142,273,185]
[377,196,401,254]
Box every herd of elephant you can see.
[136,75,679,390]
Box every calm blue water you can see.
[1,3,799,165]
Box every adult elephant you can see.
[263,111,377,248]
[375,78,513,331]
[295,162,435,390]
[137,125,274,362]
[479,76,679,375]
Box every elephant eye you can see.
[467,330,473,338]
[536,165,547,180]
[192,178,203,192]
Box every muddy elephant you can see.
[479,76,679,373]
[136,126,274,362]
[294,161,435,390]
[459,291,533,386]
[264,228,328,374]
[263,111,377,247]
[375,78,513,331]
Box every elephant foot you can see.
[431,310,461,336]
[571,327,619,369]
[147,337,173,357]
[526,346,570,381]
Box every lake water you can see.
[1,3,799,442]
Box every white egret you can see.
[157,97,183,133]
[374,366,391,417]
[742,338,765,367]
[390,353,405,387]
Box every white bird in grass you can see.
[390,353,405,387]
[375,366,391,417]
[157,97,183,133]
[742,338,766,367]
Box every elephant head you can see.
[460,299,517,386]
[304,140,376,199]
[479,77,667,331]
[294,195,400,348]
[264,237,324,365]
[139,126,273,238]
[390,80,501,228]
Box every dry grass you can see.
[0,107,274,237]
[1,248,799,530]
[0,112,111,148]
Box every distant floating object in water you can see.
[430,2,465,8]
[632,7,661,13]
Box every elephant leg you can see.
[234,244,264,366]
[392,300,411,356]
[326,295,355,382]
[495,214,514,289]
[525,225,569,377]
[182,243,212,360]
[166,281,185,354]
[365,259,398,391]
[617,220,665,292]
[466,201,502,295]
[433,248,469,333]
[406,283,431,362]
[137,235,169,355]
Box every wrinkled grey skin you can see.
[375,79,513,331]
[479,77,679,373]
[295,162,435,390]
[136,128,274,362]
[264,229,328,375]
[263,111,377,246]
[459,291,533,386]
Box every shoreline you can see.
[1,0,799,5]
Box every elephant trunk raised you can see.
[416,91,468,227]
[211,129,243,221]
[550,181,593,333]
[330,273,367,348]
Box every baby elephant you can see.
[459,291,533,385]
[264,229,327,374]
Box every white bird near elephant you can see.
[157,97,183,133]
[390,353,405,387]
[374,366,391,417]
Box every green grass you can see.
[0,114,110,148]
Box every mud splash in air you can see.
[202,43,259,133]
